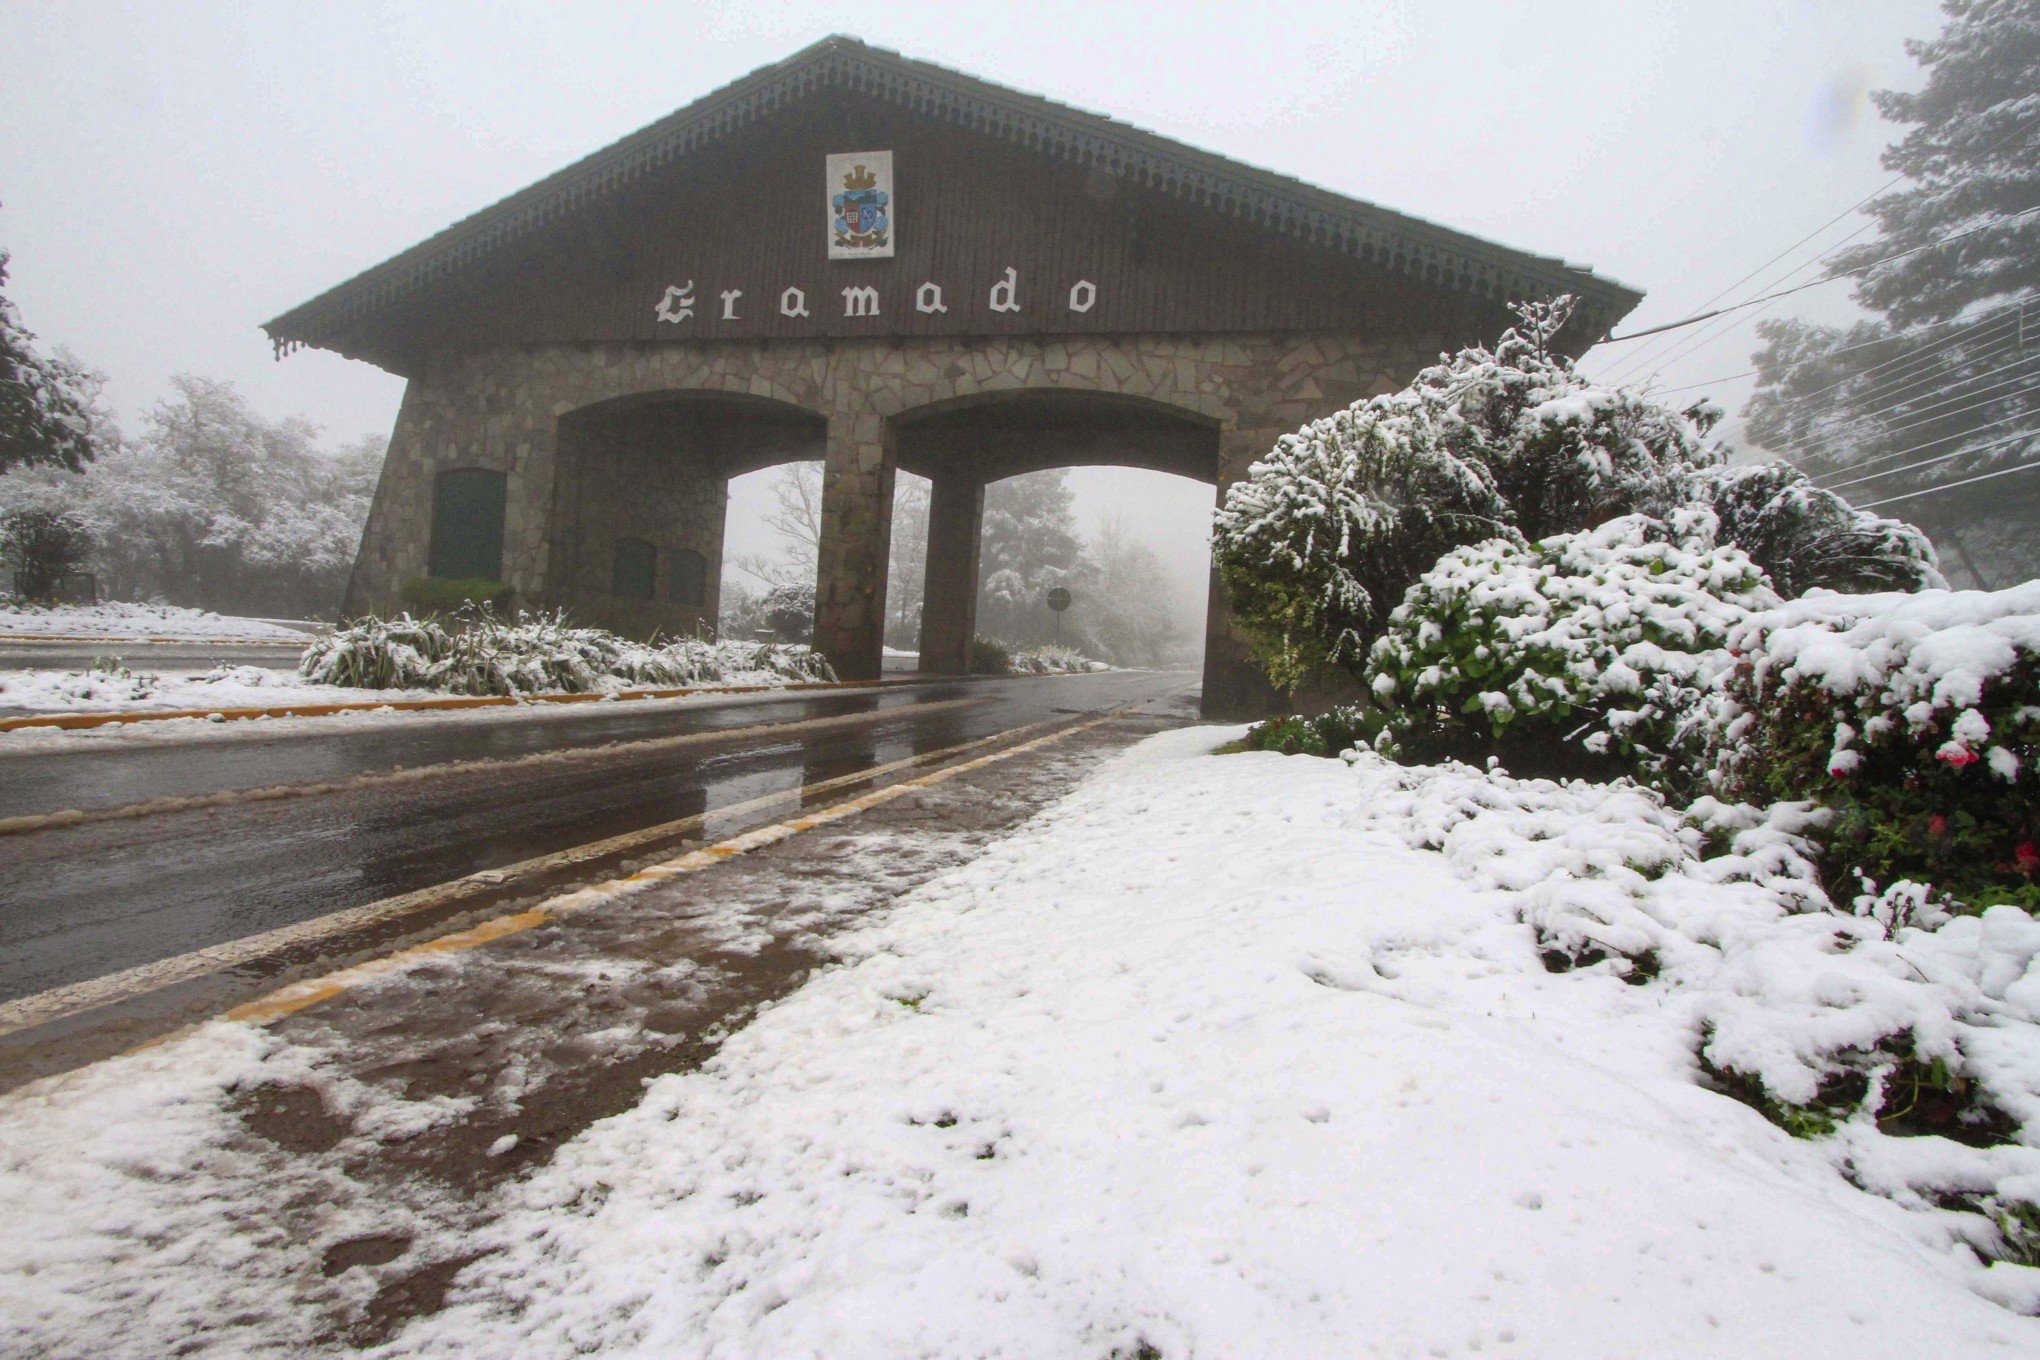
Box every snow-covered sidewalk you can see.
[381,730,2040,1354]
[5,727,2038,1357]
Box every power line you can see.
[1820,426,2039,491]
[1651,370,1757,397]
[1807,408,2039,481]
[1767,378,2037,470]
[1596,205,2040,348]
[1792,308,2024,408]
[1821,326,2024,414]
[1855,458,2040,508]
[1643,300,2027,400]
[1596,107,2040,398]
[1592,158,1925,381]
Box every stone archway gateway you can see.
[266,36,1642,717]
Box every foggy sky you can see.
[0,0,1945,596]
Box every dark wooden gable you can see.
[269,38,1643,375]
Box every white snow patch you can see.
[0,602,311,641]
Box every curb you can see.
[0,678,890,733]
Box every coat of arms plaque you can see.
[827,150,894,260]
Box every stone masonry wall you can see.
[345,330,1447,713]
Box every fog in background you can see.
[0,0,1945,629]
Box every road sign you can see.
[1046,587,1072,612]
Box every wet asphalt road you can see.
[0,668,1195,1006]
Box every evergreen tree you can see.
[1743,0,2039,585]
[975,470,1090,649]
[0,250,101,475]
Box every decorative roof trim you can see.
[265,36,1642,357]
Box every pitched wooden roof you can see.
[265,35,1642,361]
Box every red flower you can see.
[1928,815,1950,838]
[2016,843,2040,875]
[1938,745,1981,767]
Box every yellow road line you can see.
[220,709,1129,1027]
[0,715,1065,1038]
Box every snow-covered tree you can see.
[0,250,103,475]
[976,469,1089,649]
[1082,514,1184,667]
[1743,1,2039,586]
[1213,298,1716,687]
[1830,0,2039,327]
[0,504,92,600]
[0,375,380,617]
[884,472,929,649]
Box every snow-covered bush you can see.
[1707,583,2040,911]
[299,610,833,696]
[1241,706,1370,757]
[1362,752,2040,1271]
[1213,298,1715,685]
[760,583,816,645]
[1695,461,1941,597]
[969,635,1011,675]
[1211,297,1941,691]
[1363,515,1777,783]
[1008,645,1107,675]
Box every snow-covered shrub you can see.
[760,583,816,645]
[1240,706,1370,757]
[1008,645,1106,675]
[1361,753,2040,1268]
[1363,515,1777,783]
[1212,298,1717,685]
[1694,461,1942,597]
[969,635,1011,675]
[299,610,833,696]
[1708,583,2040,911]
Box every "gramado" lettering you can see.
[653,269,1098,325]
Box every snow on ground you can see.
[0,602,312,641]
[384,732,2040,1355]
[0,659,843,719]
[0,664,440,715]
[7,729,2039,1357]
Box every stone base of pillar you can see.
[918,476,983,675]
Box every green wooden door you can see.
[668,548,707,605]
[612,538,656,600]
[428,469,507,581]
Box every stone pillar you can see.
[1199,421,1291,720]
[918,475,983,674]
[812,407,896,681]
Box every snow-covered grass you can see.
[0,601,310,641]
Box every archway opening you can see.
[548,391,823,638]
[891,389,1222,675]
[973,466,1214,670]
